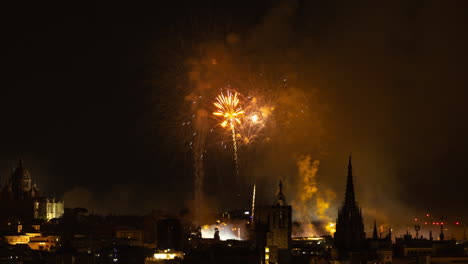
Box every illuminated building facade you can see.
[34,197,64,221]
[3,223,60,251]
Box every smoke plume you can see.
[290,155,336,237]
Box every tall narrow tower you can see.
[333,156,366,259]
[439,223,445,241]
[254,181,292,264]
[372,220,378,240]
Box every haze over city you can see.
[1,1,467,263]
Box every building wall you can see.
[116,230,143,246]
[376,249,392,263]
[4,235,30,245]
[34,198,64,220]
[403,247,433,257]
[255,205,292,264]
[29,236,61,251]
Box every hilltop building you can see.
[0,160,64,222]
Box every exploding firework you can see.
[213,90,245,177]
[213,90,244,129]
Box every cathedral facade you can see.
[0,160,63,222]
[333,156,366,262]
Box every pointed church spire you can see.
[440,224,445,241]
[373,220,378,239]
[334,156,366,256]
[345,155,356,207]
[276,180,286,206]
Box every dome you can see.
[12,160,32,180]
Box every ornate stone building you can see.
[0,160,63,222]
[0,160,40,200]
[333,156,366,262]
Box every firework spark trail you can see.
[213,91,244,180]
[231,126,240,178]
[251,184,256,219]
[193,109,208,225]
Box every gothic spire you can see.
[344,155,356,207]
[373,220,378,239]
[440,224,445,241]
[276,180,286,206]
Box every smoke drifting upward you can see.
[3,1,467,242]
[192,108,208,225]
[290,155,336,237]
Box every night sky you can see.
[2,1,467,232]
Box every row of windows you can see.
[406,250,431,256]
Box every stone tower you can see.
[254,181,292,264]
[333,156,366,259]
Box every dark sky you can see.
[2,1,467,234]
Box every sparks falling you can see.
[213,91,244,176]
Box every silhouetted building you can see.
[156,218,182,251]
[394,231,466,259]
[367,221,392,264]
[0,160,39,200]
[372,220,378,240]
[333,156,366,262]
[0,160,63,222]
[254,181,292,264]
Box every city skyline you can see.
[2,0,467,239]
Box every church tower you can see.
[254,180,292,264]
[333,156,366,259]
[372,220,378,240]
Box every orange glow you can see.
[326,222,336,234]
[152,251,184,260]
[213,91,244,129]
[249,114,259,123]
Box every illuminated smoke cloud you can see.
[201,222,245,241]
[291,155,336,237]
